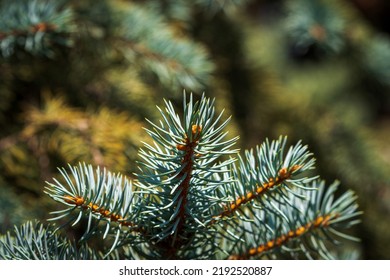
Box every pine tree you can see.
[0,94,361,259]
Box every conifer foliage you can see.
[0,94,361,260]
[3,0,384,260]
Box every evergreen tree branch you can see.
[0,221,105,260]
[136,94,239,258]
[2,93,362,260]
[0,0,374,261]
[0,0,74,57]
[212,137,317,225]
[116,4,214,91]
[285,0,346,55]
[224,180,361,260]
[214,164,302,221]
[228,213,335,259]
[44,163,143,254]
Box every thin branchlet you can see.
[228,214,335,260]
[212,165,302,222]
[63,194,136,228]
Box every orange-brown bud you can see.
[314,216,324,227]
[278,167,288,179]
[295,226,306,236]
[267,240,275,248]
[191,124,202,135]
[249,248,257,256]
[176,144,187,151]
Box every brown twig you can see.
[212,165,302,222]
[228,214,334,260]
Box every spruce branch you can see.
[225,180,361,260]
[44,163,142,254]
[212,136,317,223]
[285,0,346,55]
[0,221,105,260]
[0,0,74,57]
[116,4,215,91]
[136,94,239,258]
[3,93,361,260]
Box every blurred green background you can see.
[0,0,389,259]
